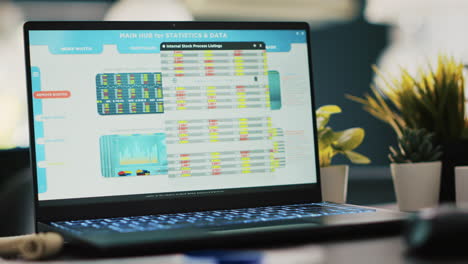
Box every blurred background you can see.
[1,0,468,235]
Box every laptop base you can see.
[39,204,405,256]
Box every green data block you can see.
[268,70,281,110]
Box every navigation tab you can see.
[161,42,266,51]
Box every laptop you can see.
[23,21,404,254]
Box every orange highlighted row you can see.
[34,90,71,99]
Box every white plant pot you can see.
[390,161,442,212]
[320,165,349,204]
[455,166,468,208]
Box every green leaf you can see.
[344,151,371,164]
[316,116,328,130]
[318,127,335,150]
[316,105,342,129]
[319,147,334,167]
[332,128,365,151]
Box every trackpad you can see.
[209,222,319,234]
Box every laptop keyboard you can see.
[50,202,375,234]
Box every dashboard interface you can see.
[28,29,317,202]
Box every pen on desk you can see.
[0,232,63,260]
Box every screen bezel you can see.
[23,21,322,222]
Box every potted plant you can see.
[389,128,443,211]
[348,55,467,202]
[316,105,371,203]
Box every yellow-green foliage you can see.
[348,55,466,141]
[316,105,371,167]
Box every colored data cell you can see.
[96,72,164,115]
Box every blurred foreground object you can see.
[0,232,63,260]
[406,206,468,256]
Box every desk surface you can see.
[2,235,461,264]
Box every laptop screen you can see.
[27,27,317,204]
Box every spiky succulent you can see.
[389,128,442,163]
[347,55,466,142]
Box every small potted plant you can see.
[348,55,466,202]
[389,128,443,211]
[316,105,371,203]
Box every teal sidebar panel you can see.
[31,66,47,193]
